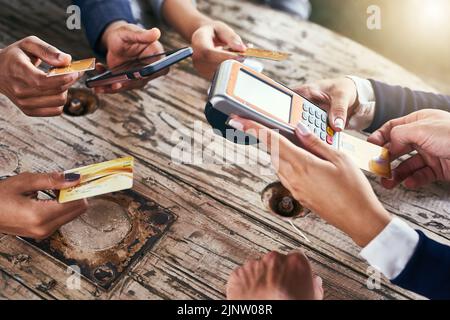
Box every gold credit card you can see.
[58,157,134,203]
[47,58,96,77]
[229,48,291,61]
[339,133,392,179]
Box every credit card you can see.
[47,58,96,77]
[58,157,134,203]
[230,48,291,61]
[339,133,392,179]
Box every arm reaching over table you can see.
[74,0,246,92]
[161,0,246,79]
[294,78,450,133]
[228,115,450,300]
[74,0,166,93]
[227,116,393,248]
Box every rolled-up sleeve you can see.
[73,0,137,55]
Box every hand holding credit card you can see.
[58,157,134,203]
[47,58,96,77]
[206,60,391,178]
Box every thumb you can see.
[389,123,420,158]
[313,276,324,300]
[329,95,350,132]
[19,36,71,67]
[214,23,246,52]
[122,27,161,44]
[19,172,81,193]
[95,62,108,73]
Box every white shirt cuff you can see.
[360,217,419,280]
[346,76,376,131]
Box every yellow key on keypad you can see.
[326,126,335,137]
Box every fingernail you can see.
[227,119,244,131]
[57,52,67,61]
[296,122,311,136]
[64,173,80,181]
[334,118,345,131]
[234,40,246,51]
[316,276,323,287]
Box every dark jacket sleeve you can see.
[391,231,450,300]
[73,0,136,56]
[365,80,450,133]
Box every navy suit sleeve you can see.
[365,80,450,133]
[391,231,450,300]
[73,0,136,56]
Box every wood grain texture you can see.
[0,270,42,300]
[0,0,447,300]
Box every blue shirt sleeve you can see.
[365,80,450,133]
[391,231,450,300]
[73,0,136,56]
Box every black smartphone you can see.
[86,47,193,88]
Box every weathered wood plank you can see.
[0,270,42,300]
[0,237,102,299]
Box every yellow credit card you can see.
[232,48,291,61]
[47,58,96,77]
[58,157,134,203]
[339,133,392,179]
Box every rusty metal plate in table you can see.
[21,190,176,290]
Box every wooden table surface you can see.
[1,0,449,300]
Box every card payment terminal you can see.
[205,60,339,147]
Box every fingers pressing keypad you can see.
[300,101,335,146]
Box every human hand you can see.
[191,21,246,79]
[368,109,450,189]
[227,251,323,300]
[0,36,82,117]
[98,22,167,94]
[294,78,359,132]
[228,117,392,247]
[0,172,88,239]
